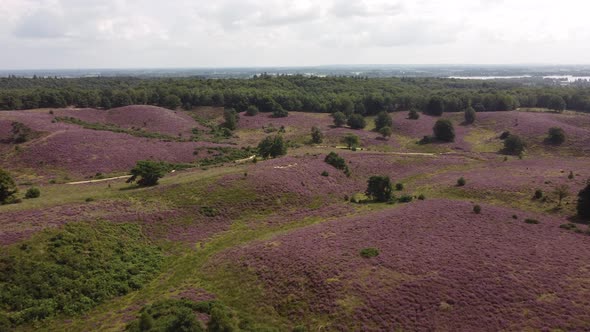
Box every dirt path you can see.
[66,175,132,185]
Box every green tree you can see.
[547,95,566,112]
[332,112,347,127]
[464,107,476,125]
[126,161,167,186]
[223,108,239,131]
[138,312,154,331]
[347,114,366,129]
[374,111,392,131]
[11,121,35,143]
[379,126,392,139]
[503,135,526,155]
[433,119,455,142]
[547,127,566,145]
[343,134,360,149]
[257,135,287,158]
[0,168,17,203]
[577,180,590,220]
[245,105,259,116]
[426,96,444,116]
[408,109,420,120]
[272,105,288,118]
[366,176,393,202]
[311,126,324,144]
[553,184,569,207]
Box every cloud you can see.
[13,9,69,39]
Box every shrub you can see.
[374,111,393,131]
[11,121,36,143]
[222,108,239,131]
[332,111,347,127]
[398,195,413,203]
[360,247,379,258]
[568,171,574,180]
[321,171,329,177]
[25,187,41,199]
[419,135,433,145]
[553,184,570,206]
[245,105,259,116]
[464,107,476,124]
[457,177,466,187]
[418,194,426,200]
[311,126,324,144]
[343,134,360,150]
[0,168,18,204]
[408,109,420,120]
[324,152,350,176]
[577,180,590,220]
[534,189,543,200]
[379,126,393,139]
[433,119,455,142]
[525,218,540,224]
[347,114,367,129]
[547,127,566,145]
[366,176,393,202]
[426,96,444,116]
[272,106,289,118]
[85,197,95,202]
[395,183,404,191]
[257,135,287,158]
[512,215,518,219]
[560,223,577,231]
[499,131,511,140]
[127,160,168,186]
[503,135,526,155]
[473,205,481,214]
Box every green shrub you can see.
[418,194,426,200]
[533,189,543,200]
[512,215,518,219]
[525,218,540,224]
[547,127,566,145]
[499,131,511,140]
[332,112,347,127]
[347,114,366,129]
[222,108,239,131]
[343,134,360,150]
[473,205,481,214]
[464,107,476,124]
[360,247,379,258]
[25,187,40,199]
[374,111,392,131]
[503,134,526,155]
[245,105,259,116]
[0,168,18,204]
[457,177,466,187]
[578,181,590,220]
[311,126,324,144]
[560,223,577,231]
[366,176,393,202]
[321,171,329,177]
[433,119,455,142]
[258,135,287,158]
[408,109,420,120]
[568,171,574,180]
[395,183,404,191]
[398,195,413,203]
[127,160,168,186]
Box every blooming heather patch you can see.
[208,199,590,331]
[391,112,471,151]
[238,112,333,130]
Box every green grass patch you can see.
[54,117,181,141]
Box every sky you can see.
[1,0,589,69]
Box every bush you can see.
[0,168,18,204]
[568,171,574,180]
[222,108,239,131]
[503,134,526,155]
[577,181,590,220]
[332,111,347,127]
[272,106,289,118]
[374,111,393,131]
[11,121,37,143]
[499,131,511,140]
[360,247,379,258]
[311,126,324,144]
[324,152,350,176]
[547,127,566,145]
[464,107,476,124]
[347,114,367,129]
[433,119,455,142]
[534,189,543,200]
[426,96,444,116]
[245,105,259,116]
[257,135,287,158]
[473,205,481,214]
[418,194,426,200]
[321,171,329,177]
[379,126,393,139]
[366,176,393,202]
[457,177,466,187]
[343,134,360,150]
[25,187,41,199]
[408,109,420,120]
[525,218,540,224]
[395,183,404,191]
[127,160,168,186]
[398,195,413,203]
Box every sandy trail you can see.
[66,175,132,185]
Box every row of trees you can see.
[1,76,589,114]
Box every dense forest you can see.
[1,75,590,114]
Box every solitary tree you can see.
[547,127,566,145]
[223,108,239,131]
[374,111,393,131]
[553,184,570,206]
[503,135,526,155]
[257,135,287,158]
[577,180,590,220]
[379,126,393,139]
[0,168,17,203]
[127,160,167,186]
[366,176,393,202]
[343,134,360,149]
[311,126,324,144]
[347,114,367,129]
[245,105,259,116]
[408,109,420,120]
[433,119,455,142]
[426,97,445,116]
[332,112,347,127]
[464,107,476,125]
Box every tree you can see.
[11,122,35,143]
[408,109,420,120]
[163,95,181,110]
[374,111,392,131]
[343,134,360,150]
[347,114,366,129]
[503,135,526,155]
[138,312,154,331]
[366,176,393,202]
[547,127,566,145]
[126,160,167,186]
[223,108,239,131]
[577,180,590,220]
[464,107,476,125]
[25,187,40,199]
[272,105,288,118]
[379,126,392,139]
[245,105,259,116]
[332,112,347,127]
[0,168,17,203]
[547,95,566,112]
[311,126,324,144]
[433,119,455,142]
[257,135,287,158]
[553,184,569,206]
[426,97,444,116]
